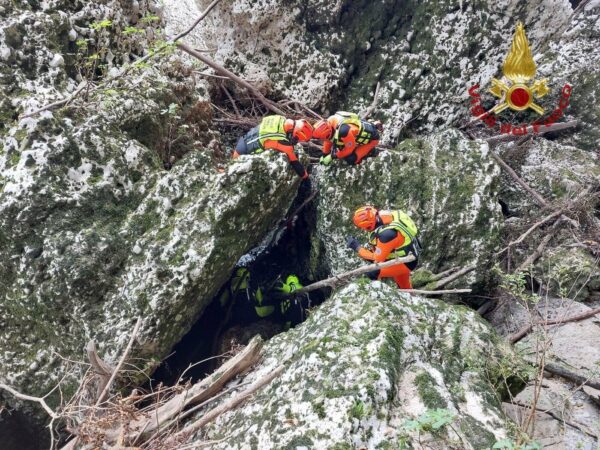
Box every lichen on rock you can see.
[312,129,503,290]
[201,281,526,449]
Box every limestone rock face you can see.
[202,281,525,449]
[496,138,599,301]
[0,0,300,401]
[192,0,573,137]
[537,1,600,151]
[312,129,503,290]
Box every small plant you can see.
[349,400,366,420]
[493,438,542,450]
[403,408,456,433]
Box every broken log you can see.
[509,307,600,344]
[128,335,263,439]
[166,365,285,445]
[544,362,600,391]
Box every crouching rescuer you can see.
[219,268,308,330]
[232,115,313,179]
[312,111,383,166]
[347,206,421,289]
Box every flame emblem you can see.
[489,22,549,115]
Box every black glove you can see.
[346,236,360,251]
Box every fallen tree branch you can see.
[511,400,599,439]
[486,120,578,145]
[361,81,381,119]
[433,264,476,290]
[0,383,59,419]
[86,340,114,401]
[543,362,600,391]
[496,209,564,256]
[496,187,593,257]
[293,255,416,295]
[513,219,562,273]
[177,42,285,116]
[399,288,472,295]
[172,0,223,42]
[129,335,263,439]
[96,317,142,405]
[488,149,548,207]
[428,267,460,282]
[166,365,285,445]
[509,307,600,344]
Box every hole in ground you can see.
[150,188,326,385]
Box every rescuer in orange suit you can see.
[312,111,383,166]
[232,115,313,179]
[347,206,421,289]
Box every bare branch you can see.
[360,82,381,119]
[96,318,142,405]
[488,149,548,207]
[129,335,263,439]
[0,383,58,419]
[432,264,477,290]
[293,255,417,295]
[172,0,223,42]
[486,120,578,145]
[167,365,285,444]
[399,288,472,295]
[509,307,600,344]
[177,42,286,116]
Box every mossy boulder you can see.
[537,1,600,151]
[311,129,503,291]
[497,139,599,215]
[0,0,301,407]
[201,281,526,449]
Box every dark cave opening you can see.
[150,187,327,386]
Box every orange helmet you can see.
[292,119,313,141]
[353,205,378,231]
[313,119,333,140]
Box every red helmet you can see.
[313,119,333,140]
[353,205,378,231]
[292,119,313,142]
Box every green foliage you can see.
[349,400,366,420]
[123,26,145,35]
[403,408,456,433]
[495,266,540,304]
[140,14,161,24]
[90,19,113,30]
[493,438,542,450]
[75,38,88,50]
[161,103,179,117]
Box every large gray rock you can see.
[537,1,600,151]
[495,138,599,301]
[191,0,572,137]
[311,129,503,290]
[0,0,300,403]
[200,281,526,449]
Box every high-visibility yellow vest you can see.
[246,115,290,152]
[368,210,419,259]
[332,111,372,146]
